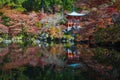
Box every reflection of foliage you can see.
[0,66,86,80]
[0,67,29,80]
[25,67,86,80]
[21,27,36,41]
[93,47,111,65]
[93,47,120,67]
[92,47,120,79]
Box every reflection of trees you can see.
[0,47,9,57]
[24,66,86,80]
[0,43,66,70]
[93,47,120,67]
[0,66,86,80]
[74,44,119,80]
[39,44,65,67]
[0,47,9,64]
[76,44,90,53]
[92,47,120,80]
[0,67,29,80]
[0,43,41,70]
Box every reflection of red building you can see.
[66,11,85,31]
[66,49,81,64]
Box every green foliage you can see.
[0,0,26,11]
[1,15,10,22]
[1,15,11,26]
[8,2,18,8]
[0,37,3,42]
[8,0,26,11]
[36,22,42,27]
[0,0,8,8]
[62,0,74,11]
[22,0,40,12]
[0,0,74,12]
[15,7,26,12]
[1,33,9,39]
[59,19,66,25]
[0,12,3,16]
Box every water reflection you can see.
[0,42,120,80]
[0,42,83,70]
[92,47,120,80]
[0,42,86,80]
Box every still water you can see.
[0,41,120,80]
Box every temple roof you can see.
[68,11,85,16]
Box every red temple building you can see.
[66,11,86,31]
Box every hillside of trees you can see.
[0,0,120,44]
[0,0,73,12]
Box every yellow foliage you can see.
[0,37,3,42]
[48,26,63,38]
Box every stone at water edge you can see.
[2,40,12,44]
[33,40,40,44]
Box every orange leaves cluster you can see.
[48,26,63,38]
[97,18,113,28]
[1,8,47,35]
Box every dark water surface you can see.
[0,41,120,80]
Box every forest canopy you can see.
[0,0,74,12]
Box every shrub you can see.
[93,24,120,43]
[1,15,11,26]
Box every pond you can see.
[0,41,120,80]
